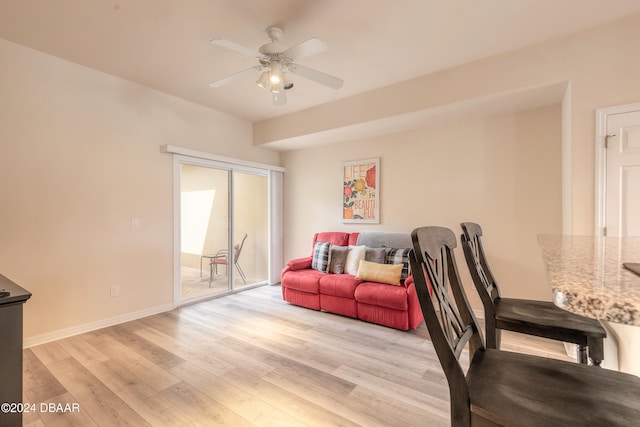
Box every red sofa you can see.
[281,231,423,330]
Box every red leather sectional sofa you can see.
[281,231,424,330]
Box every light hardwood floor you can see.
[22,285,573,426]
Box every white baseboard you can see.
[23,303,174,348]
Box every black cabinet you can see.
[0,274,32,427]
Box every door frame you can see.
[594,101,640,236]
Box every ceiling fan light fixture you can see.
[256,71,269,90]
[269,74,281,84]
[272,89,286,106]
[269,61,283,85]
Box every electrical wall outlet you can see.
[110,286,119,297]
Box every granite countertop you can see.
[538,235,640,326]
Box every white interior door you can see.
[605,109,640,237]
[598,105,640,376]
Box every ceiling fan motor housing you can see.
[266,26,283,42]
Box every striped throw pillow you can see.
[385,247,412,283]
[311,241,331,272]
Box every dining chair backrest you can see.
[460,222,501,304]
[410,226,484,427]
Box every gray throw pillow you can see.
[328,245,349,274]
[365,247,386,264]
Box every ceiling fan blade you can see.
[290,63,343,89]
[211,38,264,58]
[209,66,261,88]
[272,90,287,106]
[282,38,327,60]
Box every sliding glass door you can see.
[232,170,268,289]
[177,159,268,304]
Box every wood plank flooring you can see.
[22,285,573,426]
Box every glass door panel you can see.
[179,164,230,302]
[232,170,269,288]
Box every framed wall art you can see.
[342,158,379,223]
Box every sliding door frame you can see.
[167,145,284,307]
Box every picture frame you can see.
[342,158,379,223]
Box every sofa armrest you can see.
[403,275,413,289]
[404,274,432,294]
[286,256,313,271]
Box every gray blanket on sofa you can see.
[356,231,412,249]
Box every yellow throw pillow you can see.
[355,260,403,286]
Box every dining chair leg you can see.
[577,345,588,364]
[588,336,604,367]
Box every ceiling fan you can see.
[209,26,343,106]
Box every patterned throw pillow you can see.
[385,247,412,282]
[311,241,331,272]
[328,245,349,274]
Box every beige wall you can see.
[0,38,279,342]
[259,13,640,236]
[282,105,562,305]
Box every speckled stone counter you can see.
[538,235,640,326]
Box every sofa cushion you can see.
[282,269,325,293]
[311,241,330,272]
[319,274,362,298]
[327,245,349,274]
[356,231,412,249]
[345,245,366,275]
[348,233,360,246]
[356,260,403,285]
[385,247,411,283]
[354,282,409,311]
[314,232,351,247]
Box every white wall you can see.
[0,38,280,343]
[282,105,562,305]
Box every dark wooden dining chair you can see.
[460,222,606,365]
[410,226,640,427]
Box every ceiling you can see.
[2,0,640,124]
